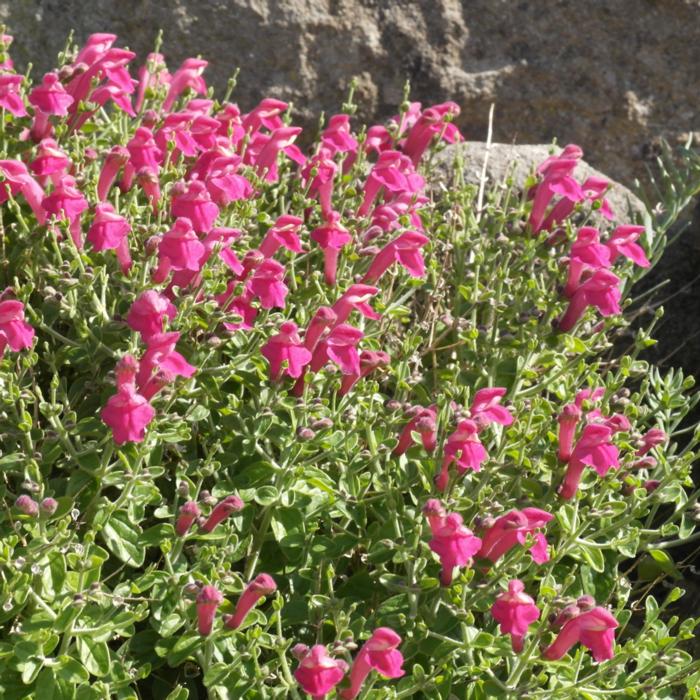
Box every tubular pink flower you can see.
[216,286,258,331]
[201,495,244,533]
[491,580,541,652]
[195,585,223,636]
[341,628,405,700]
[97,146,130,201]
[606,225,650,268]
[393,405,438,455]
[339,349,390,395]
[426,510,482,586]
[543,606,618,662]
[246,259,289,309]
[242,97,288,133]
[258,214,304,258]
[362,231,429,283]
[557,269,621,332]
[171,180,219,233]
[125,127,163,181]
[477,508,553,564]
[357,151,424,217]
[135,52,170,112]
[303,154,337,218]
[137,331,196,399]
[162,58,208,112]
[636,428,667,456]
[331,284,381,325]
[153,217,206,283]
[304,307,338,352]
[41,175,89,249]
[402,101,462,165]
[541,176,613,232]
[559,423,619,500]
[294,644,348,700]
[29,139,71,184]
[126,290,177,340]
[74,33,117,66]
[205,157,253,205]
[251,126,303,182]
[309,323,363,376]
[557,403,581,462]
[175,501,201,536]
[261,321,312,380]
[529,151,584,233]
[0,159,47,224]
[136,168,161,213]
[29,71,74,116]
[470,387,513,429]
[87,203,132,273]
[0,73,26,117]
[310,217,352,286]
[436,419,488,492]
[564,227,612,297]
[224,574,277,630]
[0,297,35,354]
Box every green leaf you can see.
[54,656,89,684]
[165,688,189,700]
[166,633,202,667]
[100,510,145,567]
[76,637,110,677]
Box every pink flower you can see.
[205,157,253,205]
[152,217,206,283]
[491,580,540,652]
[341,628,405,699]
[559,423,619,500]
[242,97,288,133]
[29,139,71,182]
[0,298,34,354]
[470,387,514,429]
[557,403,582,463]
[261,321,312,380]
[320,114,358,161]
[246,259,289,309]
[543,606,618,662]
[0,159,46,223]
[41,175,89,249]
[557,269,622,333]
[97,146,130,201]
[636,428,667,456]
[303,306,338,352]
[564,227,611,297]
[393,405,437,455]
[0,73,26,117]
[541,176,614,233]
[87,203,132,273]
[303,154,337,218]
[124,127,163,187]
[606,225,650,268]
[249,126,304,182]
[362,231,429,283]
[171,180,219,233]
[162,58,208,112]
[101,355,156,445]
[309,323,363,376]
[201,495,244,533]
[310,216,353,286]
[294,645,348,700]
[258,214,304,258]
[175,501,201,536]
[29,71,74,115]
[402,101,462,165]
[357,151,424,217]
[134,52,170,112]
[339,349,390,395]
[331,284,381,325]
[424,504,482,586]
[136,331,196,400]
[436,419,488,492]
[126,290,177,340]
[195,585,223,636]
[477,508,554,564]
[223,574,277,630]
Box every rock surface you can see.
[1,0,699,184]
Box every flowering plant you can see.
[1,30,700,699]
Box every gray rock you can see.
[1,0,699,185]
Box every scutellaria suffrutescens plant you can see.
[1,29,700,699]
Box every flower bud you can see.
[40,497,58,516]
[15,495,39,517]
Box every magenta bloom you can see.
[331,284,381,325]
[564,227,612,297]
[0,159,47,224]
[557,403,582,463]
[41,175,89,249]
[491,580,540,652]
[153,217,206,283]
[171,180,219,233]
[134,52,170,112]
[341,628,405,700]
[126,290,177,340]
[357,151,424,217]
[362,231,429,283]
[195,585,223,636]
[470,388,514,429]
[175,501,201,536]
[309,323,364,376]
[87,203,132,273]
[425,506,482,586]
[303,306,338,352]
[201,495,244,533]
[29,71,73,115]
[310,217,353,287]
[250,126,304,182]
[544,606,618,662]
[259,214,304,258]
[224,574,277,630]
[97,146,130,201]
[477,508,553,564]
[29,139,71,182]
[261,321,312,380]
[436,419,488,492]
[0,73,26,117]
[339,349,390,395]
[101,355,156,445]
[137,331,196,399]
[636,428,667,456]
[294,645,348,700]
[402,101,462,165]
[321,114,358,160]
[558,269,622,332]
[163,58,208,112]
[205,157,253,205]
[246,259,289,309]
[0,298,34,355]
[559,423,620,500]
[393,405,438,456]
[606,225,650,268]
[242,97,288,133]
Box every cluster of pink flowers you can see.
[293,627,404,699]
[194,573,277,636]
[175,493,244,536]
[0,292,34,356]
